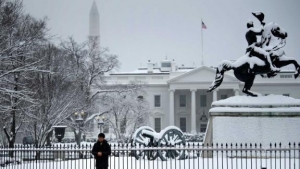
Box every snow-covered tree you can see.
[0,0,138,149]
[0,0,49,149]
[98,82,151,142]
[61,37,120,146]
[21,44,86,146]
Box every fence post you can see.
[261,144,266,169]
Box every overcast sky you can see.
[23,0,300,72]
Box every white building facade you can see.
[103,60,300,134]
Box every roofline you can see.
[110,73,170,76]
[167,65,236,83]
[109,69,295,76]
[279,71,296,74]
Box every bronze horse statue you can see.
[208,19,300,97]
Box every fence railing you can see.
[0,142,299,169]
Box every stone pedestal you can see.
[203,95,300,148]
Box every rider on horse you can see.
[246,12,280,73]
[208,12,299,96]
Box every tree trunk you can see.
[74,130,82,146]
[46,130,53,147]
[7,110,16,157]
[6,76,18,157]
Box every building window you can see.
[152,76,164,80]
[283,94,289,97]
[200,95,207,107]
[221,95,227,100]
[117,77,128,80]
[154,118,161,132]
[179,118,186,132]
[161,62,171,67]
[200,124,207,133]
[154,95,161,107]
[280,75,292,78]
[135,77,146,80]
[179,95,186,107]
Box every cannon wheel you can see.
[157,128,186,161]
[131,126,158,160]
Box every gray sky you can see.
[23,0,300,72]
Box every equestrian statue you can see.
[208,12,300,97]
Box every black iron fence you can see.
[0,143,299,169]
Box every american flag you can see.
[202,21,207,29]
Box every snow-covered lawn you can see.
[2,156,299,169]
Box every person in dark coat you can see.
[92,133,111,169]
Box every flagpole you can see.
[201,18,204,66]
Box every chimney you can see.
[171,59,176,72]
[147,60,153,73]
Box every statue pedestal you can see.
[203,95,300,147]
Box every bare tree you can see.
[0,0,141,150]
[61,37,119,145]
[98,82,151,142]
[0,0,49,149]
[21,44,86,146]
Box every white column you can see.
[169,89,175,126]
[234,88,239,96]
[213,89,218,102]
[191,89,197,134]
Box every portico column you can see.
[213,89,218,102]
[234,88,240,96]
[169,89,175,126]
[191,89,197,134]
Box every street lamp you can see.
[75,111,85,126]
[74,111,86,142]
[97,116,105,133]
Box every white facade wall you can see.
[145,85,170,130]
[103,64,300,133]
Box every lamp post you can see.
[74,111,86,158]
[75,111,85,125]
[74,111,85,144]
[97,116,105,133]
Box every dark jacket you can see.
[92,140,111,168]
[245,27,263,46]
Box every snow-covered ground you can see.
[211,94,300,108]
[2,156,299,169]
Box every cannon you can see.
[131,126,186,161]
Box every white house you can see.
[102,59,300,134]
[79,1,300,139]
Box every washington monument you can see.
[89,1,100,48]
